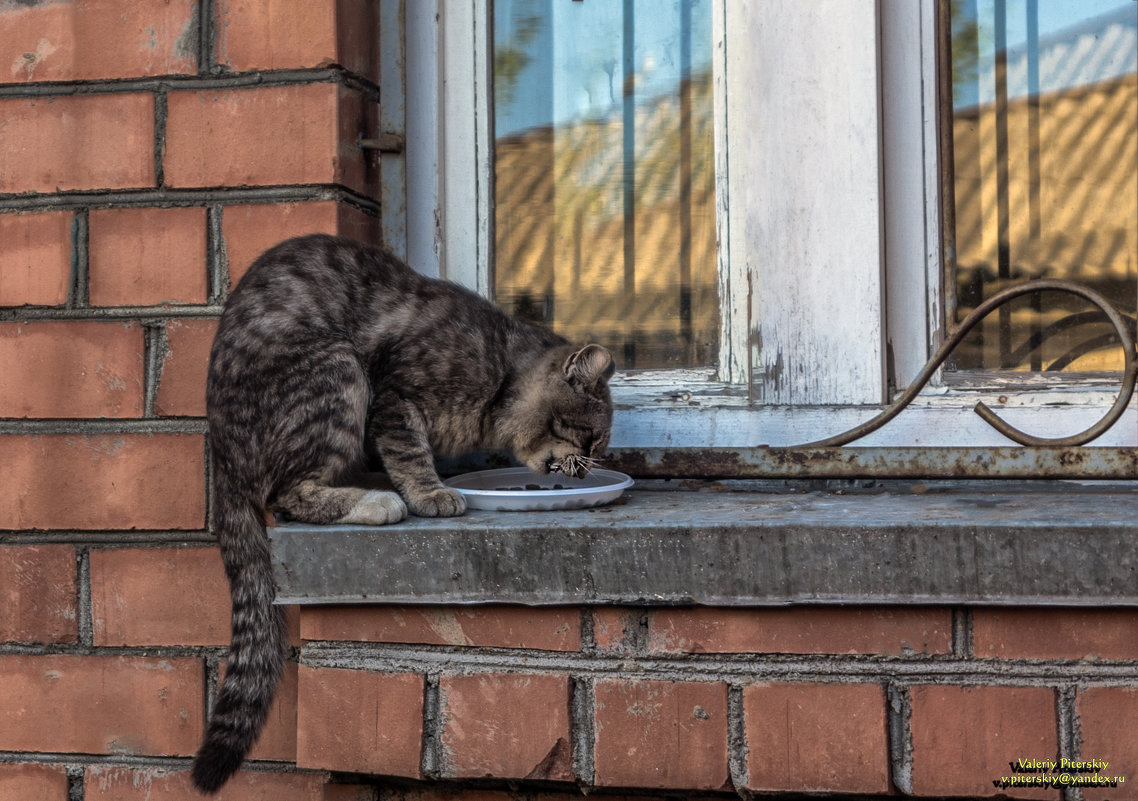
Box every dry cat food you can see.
[495,484,568,491]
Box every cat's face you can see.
[510,344,615,478]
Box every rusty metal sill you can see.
[602,446,1138,479]
[269,482,1138,608]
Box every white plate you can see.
[444,467,634,511]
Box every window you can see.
[942,0,1137,374]
[493,0,718,370]
[388,0,1137,466]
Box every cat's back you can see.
[231,235,413,311]
[215,234,428,350]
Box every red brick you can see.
[297,666,424,777]
[218,660,298,763]
[594,679,729,790]
[215,0,376,80]
[334,0,380,83]
[0,654,202,756]
[0,433,205,531]
[648,606,951,656]
[593,608,641,652]
[743,682,889,794]
[83,765,325,801]
[0,94,155,193]
[1076,687,1138,801]
[322,786,376,801]
[0,211,72,306]
[165,85,372,193]
[1,0,197,82]
[90,547,228,646]
[440,673,572,780]
[221,202,376,287]
[910,685,1057,798]
[215,0,336,72]
[375,792,509,801]
[301,606,580,652]
[155,318,218,416]
[88,207,208,306]
[0,545,77,644]
[974,608,1138,660]
[0,763,69,801]
[0,321,145,418]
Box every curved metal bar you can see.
[1004,309,1136,368]
[800,279,1136,448]
[1047,332,1125,373]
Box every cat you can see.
[190,234,614,793]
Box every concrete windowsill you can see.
[269,482,1138,607]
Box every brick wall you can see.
[1,1,376,798]
[3,3,1138,801]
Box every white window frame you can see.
[385,0,1136,452]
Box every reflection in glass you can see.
[493,0,717,369]
[944,0,1137,372]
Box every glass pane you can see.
[492,0,718,369]
[944,0,1137,372]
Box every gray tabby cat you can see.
[190,234,614,793]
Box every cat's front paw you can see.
[338,490,407,525]
[407,487,467,517]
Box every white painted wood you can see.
[881,0,942,392]
[712,0,748,386]
[404,0,442,278]
[378,0,408,261]
[610,397,1138,449]
[728,0,887,406]
[438,0,491,293]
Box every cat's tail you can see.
[190,484,286,794]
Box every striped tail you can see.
[190,485,286,794]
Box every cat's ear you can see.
[563,344,615,388]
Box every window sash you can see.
[390,0,1137,457]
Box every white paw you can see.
[338,491,407,525]
[407,487,467,517]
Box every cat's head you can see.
[505,344,615,478]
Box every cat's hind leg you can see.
[264,347,406,526]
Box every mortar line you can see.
[0,751,300,773]
[198,0,215,74]
[0,643,228,659]
[298,643,1138,685]
[0,184,381,214]
[1058,684,1083,801]
[0,419,207,434]
[66,764,84,801]
[142,320,170,418]
[0,67,380,100]
[726,683,749,794]
[154,89,168,188]
[0,532,215,546]
[886,682,913,795]
[579,609,596,653]
[420,673,443,779]
[76,546,93,647]
[203,433,215,539]
[951,607,973,658]
[204,653,220,742]
[570,676,595,785]
[207,203,229,305]
[69,210,89,309]
[1,306,224,323]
